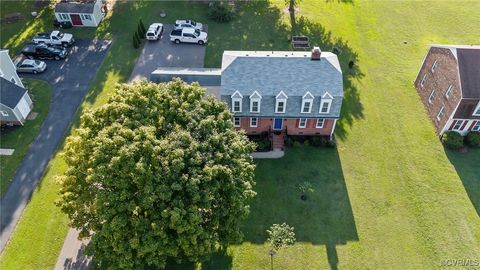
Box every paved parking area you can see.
[0,39,111,252]
[129,24,207,82]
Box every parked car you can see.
[53,19,73,29]
[21,43,68,60]
[32,31,75,47]
[174,19,203,31]
[16,59,47,74]
[146,23,163,41]
[170,28,208,45]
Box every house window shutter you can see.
[468,120,477,131]
[460,120,469,130]
[449,120,457,130]
[296,118,299,127]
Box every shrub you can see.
[284,136,293,147]
[256,139,271,152]
[132,34,139,49]
[442,131,464,150]
[310,137,327,147]
[208,1,235,22]
[137,23,145,39]
[304,139,310,146]
[293,141,301,147]
[139,19,146,36]
[465,131,480,147]
[326,139,336,148]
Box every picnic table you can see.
[292,36,310,49]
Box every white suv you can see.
[146,23,163,41]
[174,20,203,31]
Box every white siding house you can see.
[0,50,33,125]
[54,0,106,27]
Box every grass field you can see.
[1,1,479,269]
[0,79,52,196]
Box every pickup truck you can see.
[32,31,75,47]
[21,43,68,60]
[170,28,207,45]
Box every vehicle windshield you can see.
[194,29,200,37]
[56,32,64,38]
[190,21,196,26]
[147,33,154,36]
[34,60,42,65]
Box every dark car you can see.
[21,43,68,60]
[53,19,73,29]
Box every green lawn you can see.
[0,79,52,196]
[1,1,479,269]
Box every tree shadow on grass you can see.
[245,146,359,269]
[164,250,233,270]
[445,148,480,216]
[291,14,364,140]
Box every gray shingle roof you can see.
[55,1,95,14]
[1,77,27,109]
[220,51,343,118]
[457,48,480,98]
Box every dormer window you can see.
[275,91,288,113]
[301,91,314,113]
[231,91,243,113]
[319,92,333,114]
[250,91,262,113]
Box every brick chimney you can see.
[311,46,321,60]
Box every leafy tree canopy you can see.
[57,80,256,269]
[267,223,296,251]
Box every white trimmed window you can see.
[84,14,92,20]
[250,91,261,113]
[316,118,324,128]
[250,117,258,127]
[0,110,8,116]
[420,74,427,87]
[233,117,241,127]
[301,92,314,113]
[472,121,480,132]
[473,102,480,116]
[61,13,69,20]
[428,90,436,104]
[437,106,445,120]
[231,91,243,113]
[453,120,464,130]
[275,91,288,113]
[298,118,307,128]
[445,84,453,99]
[319,92,333,114]
[431,60,438,72]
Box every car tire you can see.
[33,70,38,74]
[54,56,60,60]
[62,43,68,48]
[198,40,204,45]
[175,39,180,44]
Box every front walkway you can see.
[251,148,285,159]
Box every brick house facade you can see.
[414,45,480,136]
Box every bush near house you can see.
[285,135,335,148]
[441,131,464,149]
[208,1,235,23]
[465,131,480,147]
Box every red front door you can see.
[70,14,83,26]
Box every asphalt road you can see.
[0,39,111,253]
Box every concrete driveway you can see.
[0,39,111,252]
[129,24,207,82]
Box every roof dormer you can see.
[231,91,243,113]
[301,91,314,113]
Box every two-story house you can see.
[150,47,344,148]
[0,49,33,125]
[414,45,480,137]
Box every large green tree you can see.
[57,80,256,269]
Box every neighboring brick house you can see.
[151,47,344,148]
[414,45,480,136]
